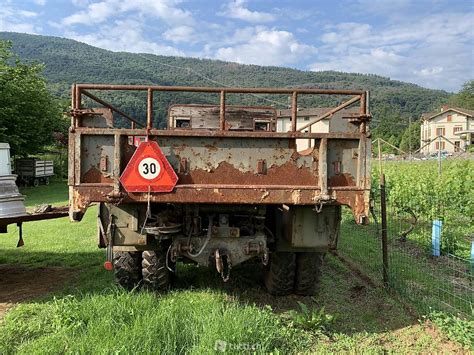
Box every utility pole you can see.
[408,116,412,159]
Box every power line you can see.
[136,53,289,107]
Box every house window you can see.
[175,117,191,128]
[453,126,462,134]
[436,127,445,136]
[454,141,461,151]
[304,116,310,121]
[435,141,446,150]
[254,120,271,131]
[447,114,452,122]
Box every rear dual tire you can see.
[113,248,172,292]
[113,251,142,291]
[264,251,323,296]
[294,252,323,295]
[142,249,172,292]
[113,249,322,296]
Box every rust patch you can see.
[82,166,113,184]
[328,173,355,187]
[177,161,318,186]
[204,144,218,152]
[297,147,315,156]
[122,142,136,163]
[336,190,368,223]
[173,143,189,153]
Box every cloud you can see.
[214,26,316,66]
[0,5,39,33]
[71,0,91,6]
[18,10,38,17]
[219,0,275,23]
[62,1,115,25]
[61,0,193,26]
[68,19,184,56]
[163,25,195,43]
[309,12,474,91]
[33,0,46,5]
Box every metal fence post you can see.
[380,173,389,286]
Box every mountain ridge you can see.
[0,31,451,137]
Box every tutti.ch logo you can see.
[214,340,227,352]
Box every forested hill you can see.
[0,32,450,139]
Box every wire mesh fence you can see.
[337,154,473,320]
[385,192,472,318]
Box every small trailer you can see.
[0,145,67,239]
[15,159,54,187]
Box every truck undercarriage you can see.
[69,84,371,295]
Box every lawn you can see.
[0,183,470,353]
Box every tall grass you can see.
[0,289,308,354]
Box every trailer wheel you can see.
[33,178,39,188]
[142,248,171,292]
[263,252,296,296]
[294,252,324,296]
[44,177,50,185]
[113,251,142,291]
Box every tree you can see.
[0,40,64,156]
[399,121,421,153]
[447,80,474,109]
[371,104,407,148]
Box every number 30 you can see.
[142,162,157,175]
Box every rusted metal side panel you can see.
[70,133,370,224]
[68,84,372,225]
[70,135,370,223]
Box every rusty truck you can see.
[69,84,371,295]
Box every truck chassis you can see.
[68,84,371,295]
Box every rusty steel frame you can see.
[71,84,369,133]
[69,84,371,224]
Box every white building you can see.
[277,107,359,151]
[420,106,474,154]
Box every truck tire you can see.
[294,252,324,296]
[142,249,171,292]
[263,252,296,296]
[113,251,142,291]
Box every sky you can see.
[0,0,473,92]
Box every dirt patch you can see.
[0,264,77,319]
[383,321,469,353]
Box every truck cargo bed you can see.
[68,84,371,224]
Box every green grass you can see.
[20,181,69,208]
[427,311,474,348]
[0,183,470,353]
[0,290,307,354]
